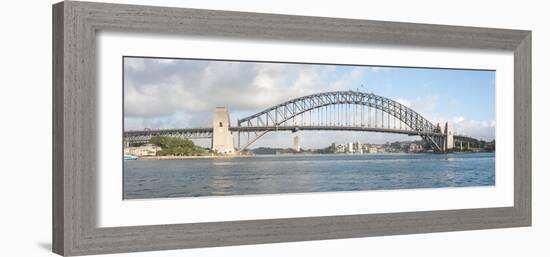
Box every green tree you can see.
[150,136,211,156]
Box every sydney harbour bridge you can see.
[124,91,481,153]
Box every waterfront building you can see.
[293,135,301,152]
[408,143,423,152]
[125,144,162,156]
[335,144,347,153]
[361,144,370,153]
[352,141,361,153]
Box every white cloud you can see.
[155,59,175,64]
[123,58,495,145]
[395,98,411,107]
[394,95,495,141]
[394,95,439,113]
[453,119,496,140]
[410,95,439,112]
[124,57,145,72]
[427,114,495,141]
[369,67,390,72]
[123,58,369,130]
[452,116,465,123]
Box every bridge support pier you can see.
[212,107,235,154]
[444,122,454,151]
[293,134,301,152]
[124,93,483,154]
[429,121,453,152]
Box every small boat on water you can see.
[124,155,138,160]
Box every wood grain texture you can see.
[514,32,532,224]
[52,1,532,256]
[52,2,65,255]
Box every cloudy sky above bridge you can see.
[124,57,495,148]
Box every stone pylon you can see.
[444,122,454,151]
[212,107,235,154]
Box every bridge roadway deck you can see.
[123,126,481,145]
[124,127,213,136]
[124,126,448,137]
[230,125,446,137]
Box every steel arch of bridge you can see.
[237,90,443,150]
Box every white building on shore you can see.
[125,144,162,157]
[293,135,301,152]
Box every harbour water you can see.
[123,152,495,199]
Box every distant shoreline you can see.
[137,155,252,160]
[132,151,494,160]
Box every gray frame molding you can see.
[52,1,531,256]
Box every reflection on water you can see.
[123,152,495,199]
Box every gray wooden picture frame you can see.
[52,1,531,256]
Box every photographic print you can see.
[123,57,496,200]
[51,3,532,255]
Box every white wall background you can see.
[0,0,547,256]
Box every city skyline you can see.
[124,57,496,148]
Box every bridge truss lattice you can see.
[237,91,444,151]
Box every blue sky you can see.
[124,57,495,148]
[351,66,495,121]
